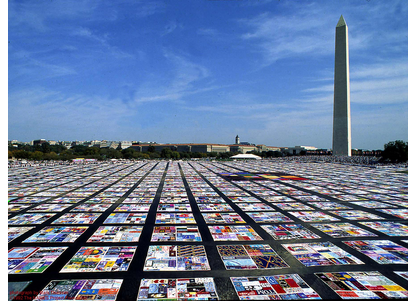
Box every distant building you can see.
[119,141,132,149]
[108,141,119,149]
[32,139,48,146]
[235,135,240,145]
[131,143,230,154]
[60,141,72,149]
[281,146,319,155]
[100,140,110,148]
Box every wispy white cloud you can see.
[239,9,333,65]
[302,57,408,105]
[134,1,166,18]
[134,50,211,103]
[162,21,184,36]
[8,51,77,84]
[71,27,134,59]
[8,0,99,31]
[9,1,165,32]
[197,28,219,37]
[239,1,407,66]
[8,87,138,141]
[351,61,407,79]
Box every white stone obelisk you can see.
[332,15,352,156]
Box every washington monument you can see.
[333,15,352,156]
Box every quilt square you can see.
[137,278,219,301]
[60,246,136,272]
[33,279,123,301]
[197,203,234,212]
[236,203,274,211]
[293,195,328,202]
[274,203,315,211]
[316,271,407,299]
[122,197,154,204]
[246,212,294,223]
[329,210,385,221]
[151,226,202,242]
[87,226,143,242]
[208,225,263,241]
[9,197,50,204]
[103,213,147,224]
[343,240,408,264]
[231,275,321,300]
[8,213,56,225]
[217,244,288,270]
[376,209,408,220]
[52,213,101,224]
[155,213,196,224]
[8,227,34,243]
[8,204,31,213]
[282,242,364,267]
[195,196,226,203]
[227,196,261,203]
[86,197,118,203]
[264,196,296,203]
[159,197,190,204]
[71,204,112,212]
[333,195,368,202]
[143,245,210,271]
[308,202,352,210]
[349,201,398,209]
[9,247,67,274]
[288,211,340,222]
[114,204,152,212]
[359,221,408,237]
[28,204,72,212]
[202,213,246,224]
[23,226,88,243]
[157,204,192,212]
[261,224,320,240]
[311,223,377,238]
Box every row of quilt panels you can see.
[8,241,408,275]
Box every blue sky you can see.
[8,0,408,150]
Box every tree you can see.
[382,140,408,163]
[149,152,160,159]
[50,144,67,154]
[147,145,156,153]
[161,148,172,159]
[71,145,88,155]
[171,151,180,159]
[30,151,44,160]
[208,152,218,158]
[122,147,137,159]
[43,152,58,160]
[41,143,51,153]
[59,150,74,160]
[12,150,30,159]
[139,153,150,159]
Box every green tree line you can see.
[8,141,407,162]
[8,144,241,160]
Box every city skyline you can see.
[8,1,408,150]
